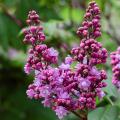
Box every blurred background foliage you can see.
[0,0,120,120]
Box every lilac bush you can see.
[22,1,120,120]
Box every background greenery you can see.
[0,0,120,120]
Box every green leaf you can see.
[103,70,118,97]
[71,8,84,23]
[0,13,8,50]
[1,86,57,120]
[43,20,74,43]
[0,12,26,51]
[88,106,120,120]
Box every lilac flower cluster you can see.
[77,1,101,39]
[110,47,120,90]
[70,1,108,110]
[24,10,58,75]
[24,1,108,119]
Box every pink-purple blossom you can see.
[23,2,108,119]
[24,63,31,74]
[54,106,68,119]
[78,78,91,91]
[65,55,73,64]
[110,47,120,90]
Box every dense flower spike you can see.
[26,10,40,25]
[77,1,101,39]
[24,2,108,119]
[110,47,120,90]
[70,1,108,109]
[23,10,58,74]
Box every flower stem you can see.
[81,115,87,120]
[71,110,88,120]
[106,96,114,106]
[71,111,81,118]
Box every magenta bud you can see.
[40,35,45,41]
[30,26,37,32]
[85,12,91,18]
[83,30,88,36]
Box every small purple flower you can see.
[78,78,91,90]
[34,77,42,86]
[59,63,70,70]
[90,67,101,78]
[55,106,68,119]
[115,54,120,60]
[57,77,64,84]
[65,55,73,64]
[42,98,51,107]
[42,47,58,63]
[24,63,31,74]
[48,47,59,57]
[116,64,120,69]
[97,90,105,99]
[59,91,70,99]
[26,89,35,99]
[83,56,88,64]
[39,85,51,97]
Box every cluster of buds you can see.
[110,47,120,90]
[23,10,58,75]
[23,11,45,44]
[77,1,101,39]
[24,1,108,119]
[70,1,108,110]
[71,38,107,65]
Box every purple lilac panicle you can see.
[24,2,108,119]
[110,47,120,90]
[70,1,107,109]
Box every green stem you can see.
[71,111,81,118]
[80,111,88,120]
[71,110,88,120]
[106,96,114,106]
